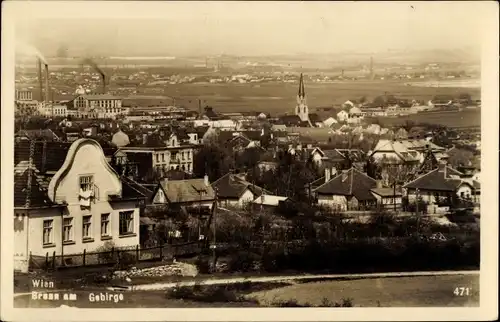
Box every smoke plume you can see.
[82,58,106,81]
[16,41,48,65]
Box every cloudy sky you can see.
[10,1,489,57]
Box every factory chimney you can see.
[101,74,106,94]
[37,59,44,102]
[44,64,50,106]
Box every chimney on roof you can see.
[331,167,337,177]
[325,167,331,183]
[376,180,383,189]
[142,133,148,145]
[204,174,209,186]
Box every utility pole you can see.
[212,188,218,271]
[416,188,420,235]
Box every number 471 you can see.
[454,287,472,296]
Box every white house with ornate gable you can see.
[14,139,145,272]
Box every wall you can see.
[14,211,30,272]
[27,202,140,257]
[317,194,347,212]
[238,189,255,206]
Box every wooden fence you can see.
[29,241,203,271]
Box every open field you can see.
[369,109,481,129]
[123,80,480,114]
[249,274,479,307]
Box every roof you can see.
[14,167,55,208]
[163,169,194,180]
[80,94,122,100]
[15,129,61,141]
[314,168,377,201]
[15,140,117,174]
[252,195,289,206]
[278,115,302,126]
[211,173,267,199]
[109,177,148,201]
[308,113,322,124]
[157,178,215,203]
[370,187,402,197]
[404,166,480,192]
[322,149,347,162]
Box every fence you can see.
[29,241,203,272]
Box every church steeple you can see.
[295,73,311,126]
[298,73,305,98]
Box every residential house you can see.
[15,129,62,142]
[251,195,291,211]
[150,176,215,210]
[117,130,195,178]
[403,164,480,211]
[271,124,287,132]
[370,139,446,165]
[313,167,378,211]
[322,117,338,127]
[14,139,145,272]
[211,173,268,208]
[347,107,364,124]
[370,186,403,210]
[336,110,349,123]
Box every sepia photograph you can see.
[1,1,498,321]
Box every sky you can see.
[9,1,489,58]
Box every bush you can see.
[165,284,254,303]
[195,256,212,274]
[227,251,260,272]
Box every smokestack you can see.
[37,59,43,102]
[101,74,106,94]
[44,64,50,106]
[198,99,202,119]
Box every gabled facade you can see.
[151,176,215,210]
[211,173,268,208]
[14,139,145,272]
[313,167,378,211]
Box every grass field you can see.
[125,80,480,114]
[371,109,481,129]
[249,275,479,307]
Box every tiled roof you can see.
[109,177,148,201]
[211,173,266,199]
[404,166,480,192]
[80,94,122,100]
[314,168,377,201]
[14,167,55,208]
[157,178,216,203]
[322,149,347,162]
[278,115,302,126]
[370,187,402,197]
[164,169,194,180]
[15,140,117,175]
[15,129,61,141]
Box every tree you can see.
[193,144,234,182]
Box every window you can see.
[80,175,94,192]
[82,215,92,239]
[43,220,53,244]
[101,213,110,236]
[162,153,165,162]
[119,211,134,235]
[156,154,160,163]
[63,218,73,242]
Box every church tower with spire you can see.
[295,73,310,124]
